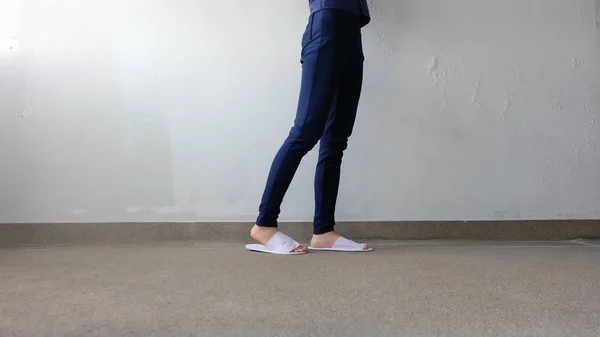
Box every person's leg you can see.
[312,61,363,235]
[310,18,369,250]
[252,11,346,250]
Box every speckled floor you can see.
[1,241,599,337]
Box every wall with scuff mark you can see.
[1,0,599,223]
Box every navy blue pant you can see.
[256,9,364,235]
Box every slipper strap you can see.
[265,232,301,253]
[332,236,366,250]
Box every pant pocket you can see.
[300,14,315,64]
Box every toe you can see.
[293,245,308,253]
[363,244,369,250]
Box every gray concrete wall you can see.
[1,0,599,223]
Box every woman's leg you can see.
[253,11,347,247]
[312,60,364,235]
[310,14,370,251]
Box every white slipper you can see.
[245,231,307,255]
[309,236,373,252]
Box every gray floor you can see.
[1,241,599,337]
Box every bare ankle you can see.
[312,231,339,238]
[250,225,278,241]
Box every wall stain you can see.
[469,78,483,113]
[68,209,88,215]
[19,101,32,118]
[501,98,513,121]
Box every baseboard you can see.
[1,220,599,247]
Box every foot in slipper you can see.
[309,232,373,252]
[246,225,308,255]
